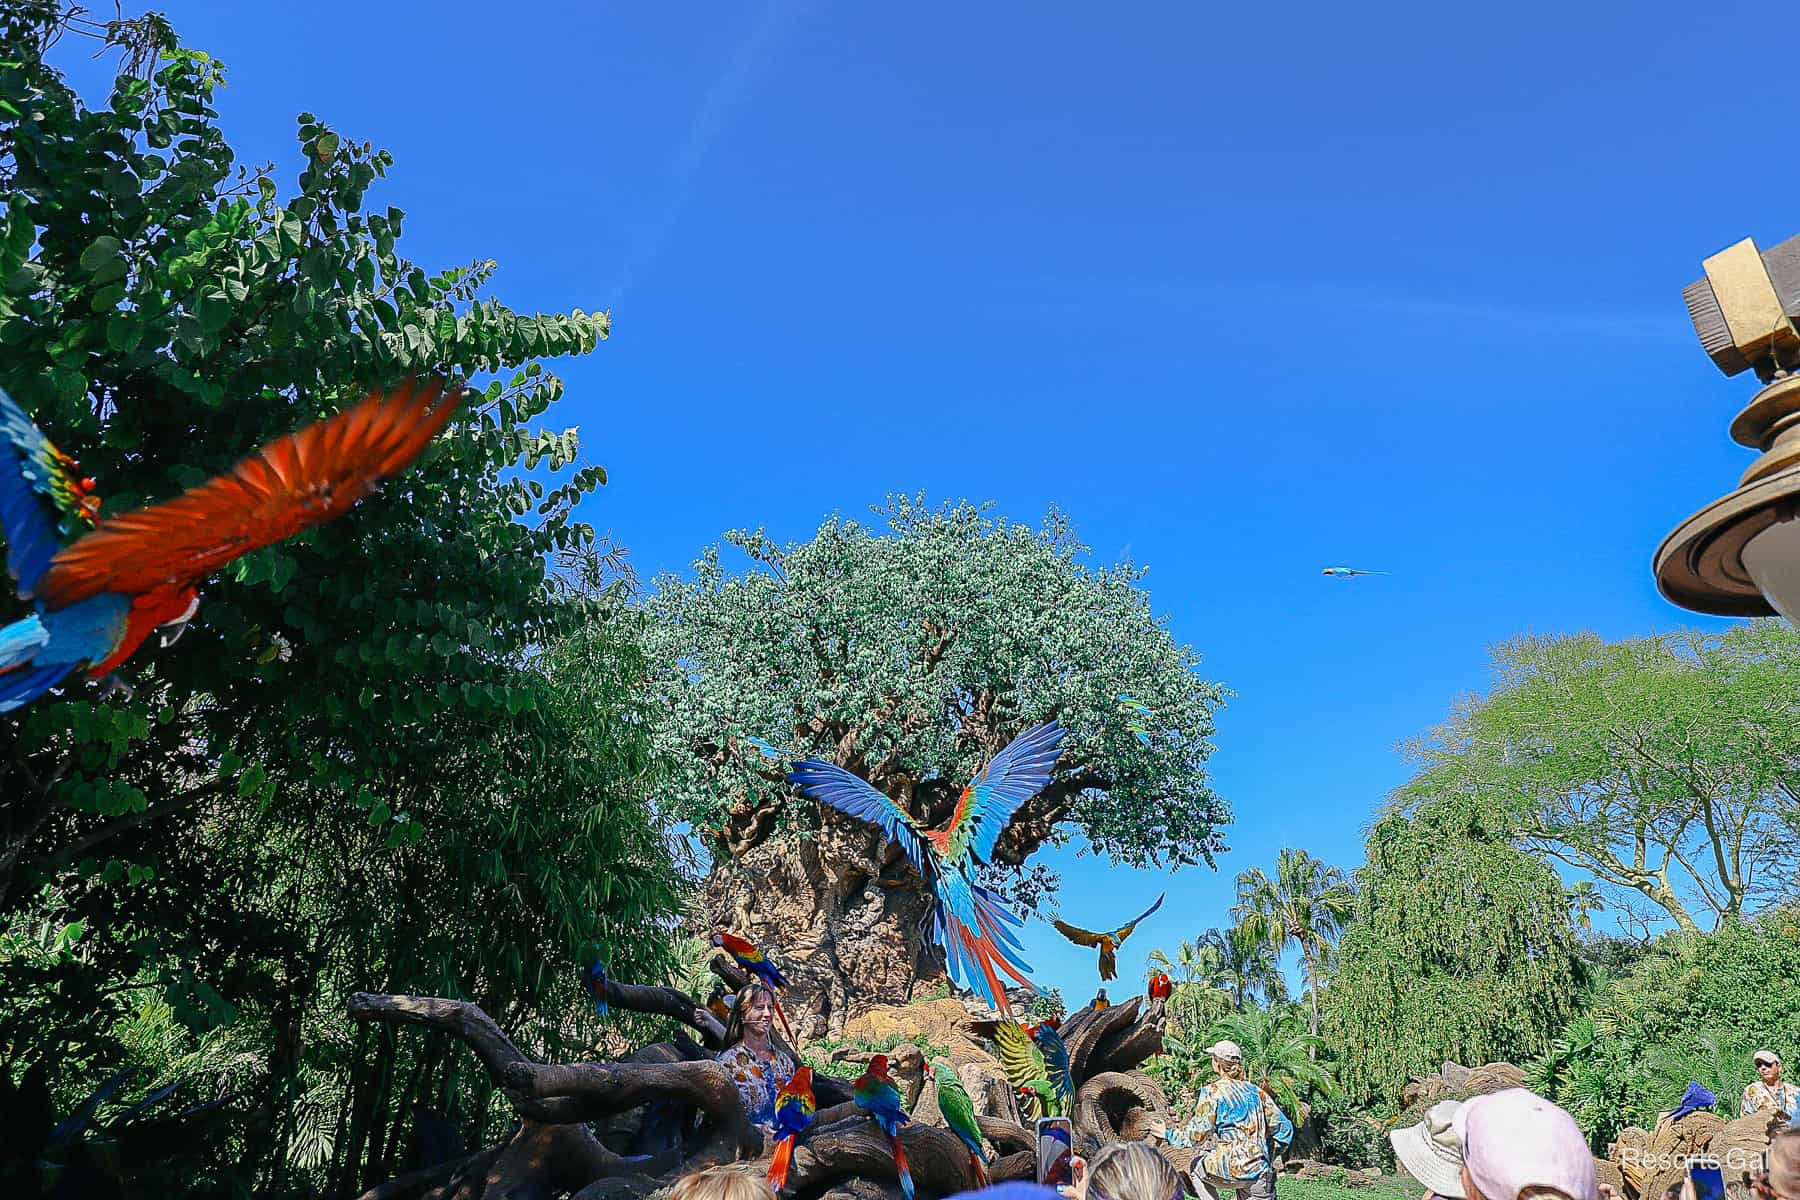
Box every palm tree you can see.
[1233,849,1355,1041]
[1196,925,1287,1010]
[1205,1005,1337,1124]
[1148,940,1233,1038]
[1565,881,1606,935]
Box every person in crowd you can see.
[671,1166,777,1200]
[1069,1141,1187,1200]
[1454,1089,1596,1200]
[1390,1100,1465,1199]
[1153,1039,1293,1199]
[1744,1051,1799,1120]
[1767,1127,1800,1200]
[714,982,796,1132]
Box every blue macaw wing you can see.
[1108,892,1165,942]
[0,388,98,599]
[787,759,932,878]
[943,720,1065,867]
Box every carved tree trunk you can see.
[707,814,947,1040]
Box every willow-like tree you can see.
[643,496,1229,1033]
[1321,795,1584,1105]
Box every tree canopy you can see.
[0,8,677,1192]
[1321,794,1584,1105]
[1391,624,1800,934]
[641,495,1231,906]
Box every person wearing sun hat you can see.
[1454,1089,1597,1200]
[1390,1100,1466,1199]
[1744,1050,1799,1120]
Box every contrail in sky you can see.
[608,0,813,300]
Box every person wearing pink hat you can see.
[1453,1089,1596,1200]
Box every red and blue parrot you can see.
[764,1064,816,1193]
[0,378,459,712]
[853,1054,913,1200]
[582,946,610,1018]
[711,930,796,1042]
[787,720,1064,1017]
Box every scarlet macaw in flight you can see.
[787,720,1064,1017]
[0,378,459,712]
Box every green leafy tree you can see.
[1233,849,1353,1040]
[1321,796,1585,1105]
[642,496,1229,1026]
[1394,625,1800,933]
[0,7,678,1193]
[1532,910,1800,1143]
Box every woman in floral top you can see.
[715,983,795,1131]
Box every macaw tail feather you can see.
[771,992,796,1043]
[767,1134,796,1192]
[0,660,71,713]
[889,1131,914,1200]
[970,1149,989,1188]
[593,995,609,1018]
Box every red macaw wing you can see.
[942,720,1064,867]
[36,378,459,609]
[1107,892,1165,943]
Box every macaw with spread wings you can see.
[1050,892,1165,982]
[0,378,459,712]
[993,1019,1060,1120]
[786,721,1064,1017]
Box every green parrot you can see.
[929,1059,989,1186]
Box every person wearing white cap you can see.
[1389,1100,1465,1199]
[1743,1050,1799,1120]
[1453,1089,1596,1200]
[1149,1039,1292,1200]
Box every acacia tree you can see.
[1392,624,1800,934]
[643,497,1229,1033]
[0,9,678,1193]
[1321,795,1583,1104]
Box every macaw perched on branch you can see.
[0,378,460,713]
[582,946,610,1018]
[993,1020,1060,1120]
[765,1064,816,1193]
[1029,1021,1074,1112]
[1147,971,1173,1002]
[787,720,1064,1017]
[927,1059,988,1187]
[711,930,796,1042]
[853,1054,914,1200]
[1050,892,1165,982]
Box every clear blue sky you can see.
[99,2,1792,999]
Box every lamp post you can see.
[1655,233,1800,621]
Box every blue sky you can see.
[96,2,1792,999]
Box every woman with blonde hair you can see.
[1079,1140,1187,1200]
[671,1165,777,1200]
